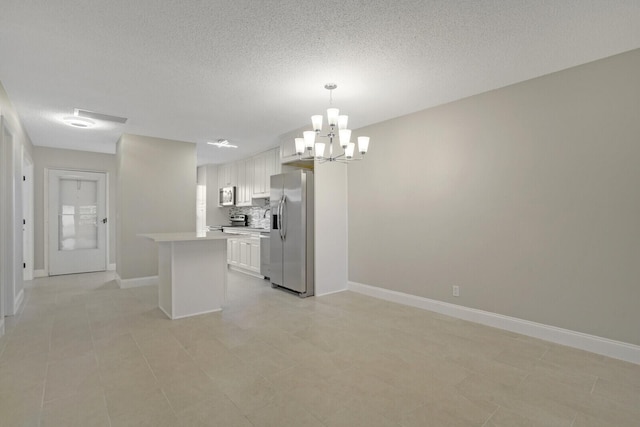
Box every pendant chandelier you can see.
[294,83,370,163]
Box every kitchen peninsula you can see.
[139,231,232,319]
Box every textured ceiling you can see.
[1,0,639,165]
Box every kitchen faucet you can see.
[263,208,271,218]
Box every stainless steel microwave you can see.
[219,186,236,206]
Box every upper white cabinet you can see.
[280,137,299,164]
[253,151,267,197]
[253,148,281,198]
[217,163,236,188]
[214,147,281,206]
[235,158,253,206]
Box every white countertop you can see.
[139,231,232,242]
[222,227,270,234]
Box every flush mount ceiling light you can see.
[294,83,370,163]
[207,139,238,148]
[62,116,95,128]
[74,108,128,124]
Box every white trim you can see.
[116,274,158,289]
[107,263,116,271]
[316,288,348,297]
[158,304,172,319]
[348,281,640,365]
[228,265,264,279]
[22,150,34,282]
[13,289,24,314]
[34,269,46,278]
[168,307,222,320]
[44,168,109,276]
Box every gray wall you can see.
[32,147,117,270]
[116,134,196,280]
[348,49,640,345]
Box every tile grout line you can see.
[85,285,113,427]
[130,329,180,419]
[590,376,599,394]
[480,404,500,427]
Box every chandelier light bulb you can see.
[326,108,339,126]
[338,129,351,149]
[345,142,355,159]
[295,138,305,155]
[358,136,370,154]
[315,142,326,159]
[303,131,316,150]
[311,115,323,132]
[338,115,349,130]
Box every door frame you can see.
[0,116,8,329]
[22,149,34,281]
[1,115,28,316]
[44,168,110,275]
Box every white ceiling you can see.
[1,1,639,165]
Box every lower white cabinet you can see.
[227,236,261,275]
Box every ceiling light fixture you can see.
[62,116,95,128]
[208,139,238,148]
[294,83,370,163]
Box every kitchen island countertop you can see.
[139,231,232,242]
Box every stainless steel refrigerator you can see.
[270,170,314,297]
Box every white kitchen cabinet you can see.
[215,147,280,206]
[252,148,281,198]
[249,240,260,271]
[226,235,261,275]
[217,163,237,188]
[280,137,299,163]
[227,238,240,265]
[253,152,267,197]
[235,158,253,206]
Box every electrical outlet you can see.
[452,285,460,297]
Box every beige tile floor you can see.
[0,271,639,426]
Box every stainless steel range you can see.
[229,214,248,227]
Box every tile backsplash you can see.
[230,203,271,229]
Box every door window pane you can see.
[58,178,98,250]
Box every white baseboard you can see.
[169,308,222,320]
[107,263,116,271]
[13,289,24,314]
[228,266,264,279]
[34,269,46,278]
[316,288,348,297]
[116,274,158,289]
[348,281,640,365]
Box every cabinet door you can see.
[228,239,240,265]
[280,139,298,163]
[218,163,238,188]
[253,153,266,196]
[244,158,254,203]
[236,159,254,206]
[239,241,250,268]
[236,161,246,205]
[269,147,281,177]
[250,240,260,272]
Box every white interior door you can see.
[48,169,107,275]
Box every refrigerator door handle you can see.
[281,196,287,240]
[278,196,284,240]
